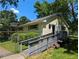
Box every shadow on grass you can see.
[0,32,10,43]
[59,36,78,54]
[0,37,9,43]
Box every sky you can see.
[0,0,77,21]
[17,0,38,20]
[17,0,53,20]
[0,0,53,21]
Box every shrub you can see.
[27,32,39,38]
[10,32,39,42]
[10,33,27,42]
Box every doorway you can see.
[52,25,55,34]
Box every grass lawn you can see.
[51,48,78,59]
[26,35,78,59]
[69,35,78,40]
[0,41,28,53]
[26,48,78,59]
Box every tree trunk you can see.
[71,2,76,21]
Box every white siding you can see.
[42,18,59,35]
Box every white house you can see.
[19,13,70,55]
[20,13,69,36]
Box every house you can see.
[19,13,69,36]
[20,13,69,55]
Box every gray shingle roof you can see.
[19,13,63,27]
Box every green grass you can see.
[69,35,78,40]
[51,48,78,59]
[27,48,78,59]
[0,41,28,53]
[26,34,78,59]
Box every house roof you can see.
[19,13,69,27]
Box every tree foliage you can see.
[0,0,19,8]
[0,10,17,41]
[34,0,70,18]
[34,0,78,33]
[0,10,17,28]
[19,16,31,24]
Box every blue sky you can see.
[17,0,53,20]
[0,0,54,21]
[0,0,77,21]
[17,0,37,20]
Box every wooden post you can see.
[47,38,48,49]
[20,42,22,52]
[28,41,31,49]
[39,40,42,52]
[17,34,21,53]
[28,43,31,55]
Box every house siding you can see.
[21,16,69,36]
[42,18,59,35]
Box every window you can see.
[28,24,38,30]
[49,24,51,29]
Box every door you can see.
[52,25,55,34]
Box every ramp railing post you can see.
[20,42,22,52]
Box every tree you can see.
[0,10,17,41]
[34,1,50,18]
[34,0,70,18]
[65,0,78,33]
[67,0,77,21]
[19,16,30,24]
[0,0,19,8]
[0,10,17,26]
[0,10,17,30]
[34,0,71,26]
[34,0,78,33]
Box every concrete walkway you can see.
[0,54,25,59]
[0,47,26,59]
[0,47,13,58]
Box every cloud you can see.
[10,8,19,14]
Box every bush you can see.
[27,32,39,38]
[10,33,27,42]
[10,32,39,42]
